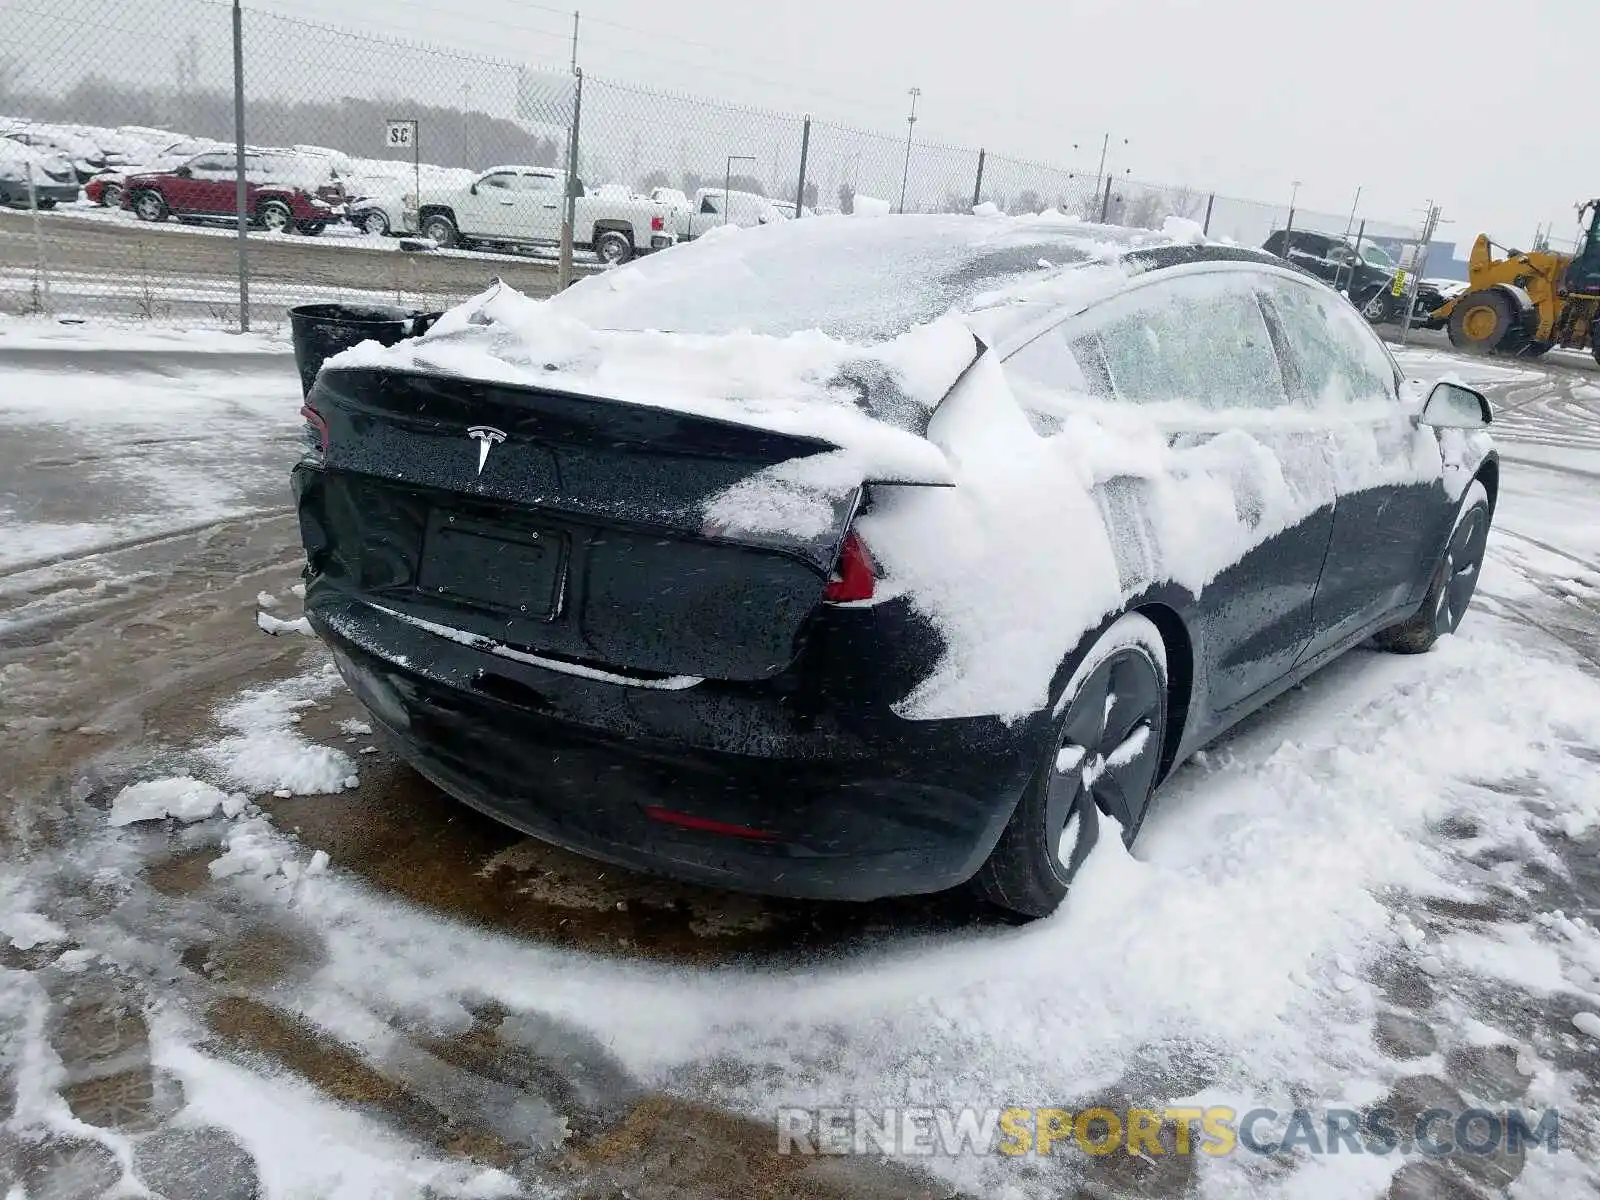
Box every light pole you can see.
[1289,180,1302,212]
[1089,134,1127,199]
[898,87,920,214]
[724,154,755,224]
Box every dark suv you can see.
[121,150,345,235]
[1263,229,1445,326]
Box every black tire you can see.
[359,209,390,236]
[594,229,634,265]
[1447,290,1515,354]
[1358,287,1399,325]
[131,189,167,223]
[35,199,56,210]
[257,200,292,234]
[976,613,1169,918]
[296,221,326,236]
[421,213,457,248]
[1375,481,1491,654]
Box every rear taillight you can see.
[300,403,328,456]
[651,214,665,232]
[823,531,877,603]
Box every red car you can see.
[120,150,344,235]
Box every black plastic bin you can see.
[287,303,442,398]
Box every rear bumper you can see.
[308,592,1035,901]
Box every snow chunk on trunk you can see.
[329,282,970,485]
[109,776,229,826]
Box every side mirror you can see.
[174,164,191,178]
[1418,381,1492,429]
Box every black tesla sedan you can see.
[291,214,1496,918]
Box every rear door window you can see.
[1086,272,1292,410]
[1260,275,1399,406]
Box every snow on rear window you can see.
[547,214,1114,342]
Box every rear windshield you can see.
[548,215,1106,342]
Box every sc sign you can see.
[385,120,417,149]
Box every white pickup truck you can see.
[410,166,675,263]
[653,186,791,241]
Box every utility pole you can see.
[897,87,920,214]
[1093,134,1127,200]
[570,10,579,72]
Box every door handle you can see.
[541,203,558,209]
[498,198,516,205]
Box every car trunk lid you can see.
[299,367,892,682]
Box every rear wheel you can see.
[594,229,634,265]
[131,190,167,223]
[1447,290,1515,354]
[976,613,1169,919]
[258,200,292,234]
[1375,481,1491,654]
[101,181,123,208]
[421,213,457,248]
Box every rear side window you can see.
[1260,276,1399,406]
[1086,272,1291,410]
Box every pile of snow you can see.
[0,909,66,950]
[329,279,964,483]
[108,776,231,826]
[200,666,356,796]
[850,194,892,217]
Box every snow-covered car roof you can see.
[548,212,1266,345]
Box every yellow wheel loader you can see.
[1432,199,1600,362]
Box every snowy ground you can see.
[1,334,1599,1200]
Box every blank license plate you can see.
[418,511,564,619]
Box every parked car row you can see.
[0,139,80,208]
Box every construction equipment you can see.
[1432,199,1600,361]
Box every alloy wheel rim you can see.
[364,212,386,235]
[1435,507,1488,634]
[600,239,625,263]
[264,208,288,232]
[136,195,159,219]
[1045,648,1164,880]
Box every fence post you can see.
[1099,176,1113,223]
[231,0,250,333]
[26,168,51,316]
[793,116,810,218]
[1202,192,1215,236]
[558,67,584,292]
[971,148,986,210]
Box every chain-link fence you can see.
[1,0,1439,330]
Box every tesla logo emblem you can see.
[467,425,506,475]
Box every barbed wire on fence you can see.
[0,0,1448,329]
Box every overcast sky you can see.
[214,0,1600,249]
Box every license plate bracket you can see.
[418,510,565,620]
